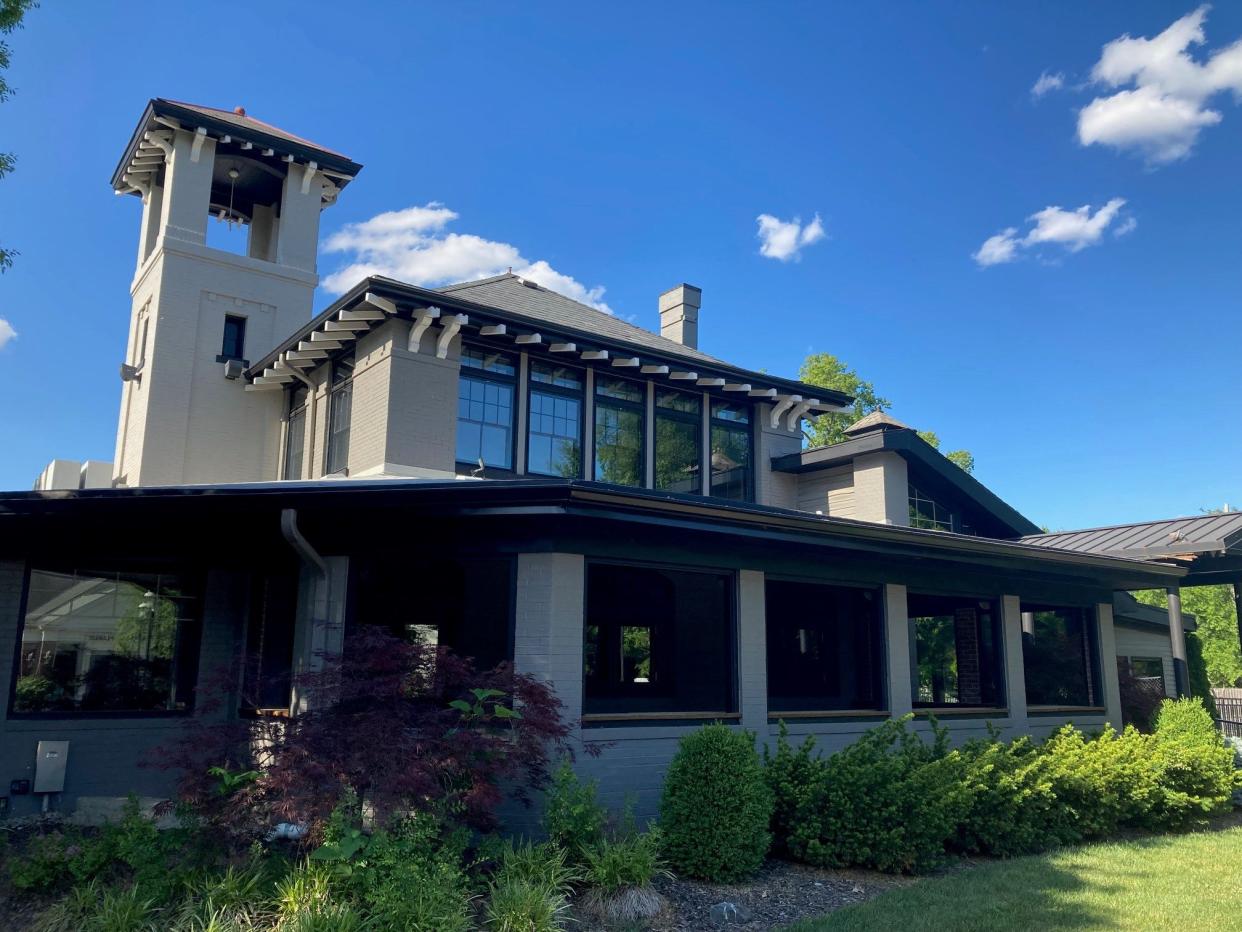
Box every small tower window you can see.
[219,315,247,363]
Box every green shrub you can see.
[9,831,69,891]
[484,878,570,932]
[763,722,820,855]
[581,829,668,893]
[660,724,773,881]
[1151,697,1239,824]
[773,716,965,874]
[541,759,606,858]
[337,814,473,932]
[491,840,578,895]
[953,736,1068,856]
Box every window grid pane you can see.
[457,374,514,469]
[594,402,643,486]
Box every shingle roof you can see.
[843,411,910,435]
[160,99,353,161]
[437,273,732,368]
[1022,512,1242,560]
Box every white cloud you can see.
[972,228,1020,267]
[0,318,16,350]
[756,213,826,262]
[1077,6,1242,163]
[973,198,1133,266]
[1031,70,1066,98]
[322,203,612,313]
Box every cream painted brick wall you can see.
[755,403,803,509]
[852,451,909,525]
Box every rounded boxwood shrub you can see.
[659,723,772,881]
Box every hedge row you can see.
[763,698,1238,874]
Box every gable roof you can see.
[771,425,1042,538]
[438,273,734,369]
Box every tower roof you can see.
[842,410,911,436]
[112,98,363,195]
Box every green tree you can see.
[1134,585,1242,689]
[798,353,889,447]
[0,1,37,272]
[799,352,974,472]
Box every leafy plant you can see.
[159,627,571,840]
[660,724,773,881]
[581,829,669,893]
[484,878,571,932]
[491,840,579,895]
[541,759,606,858]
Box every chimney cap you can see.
[234,106,247,116]
[843,411,911,436]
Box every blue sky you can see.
[0,2,1238,530]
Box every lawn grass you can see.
[787,826,1242,932]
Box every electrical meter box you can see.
[33,741,69,794]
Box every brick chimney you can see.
[659,283,701,349]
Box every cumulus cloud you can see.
[322,203,612,312]
[1031,71,1066,98]
[0,318,16,350]
[1077,6,1242,163]
[973,198,1132,266]
[756,213,826,261]
[973,228,1021,267]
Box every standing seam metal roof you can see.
[1022,512,1242,559]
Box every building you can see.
[0,100,1200,821]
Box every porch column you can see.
[514,553,586,738]
[737,570,768,733]
[1166,587,1189,698]
[1000,596,1028,731]
[1234,576,1242,662]
[1096,600,1124,727]
[884,583,913,716]
[1020,611,1035,636]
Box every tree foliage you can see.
[1134,584,1242,689]
[158,626,573,841]
[0,0,37,272]
[799,352,974,472]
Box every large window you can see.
[909,483,952,531]
[241,569,299,714]
[13,569,201,715]
[527,361,583,477]
[594,377,645,486]
[1023,605,1101,707]
[283,384,308,480]
[654,389,701,493]
[766,580,884,712]
[584,562,735,717]
[908,592,1004,707]
[710,401,752,501]
[457,346,516,472]
[325,351,354,475]
[351,556,514,671]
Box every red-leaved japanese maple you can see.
[159,625,571,840]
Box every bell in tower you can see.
[109,99,362,487]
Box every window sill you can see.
[913,707,1008,716]
[215,355,249,366]
[581,711,740,724]
[1028,706,1106,715]
[768,710,889,720]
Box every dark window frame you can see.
[764,576,886,713]
[283,384,309,481]
[8,564,205,720]
[582,558,739,720]
[708,398,754,502]
[654,388,703,495]
[526,360,585,478]
[592,375,647,488]
[1022,603,1104,709]
[324,350,355,476]
[456,344,518,476]
[907,590,1007,709]
[217,314,248,364]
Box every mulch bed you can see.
[571,859,921,931]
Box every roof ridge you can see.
[437,272,520,292]
[156,98,352,160]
